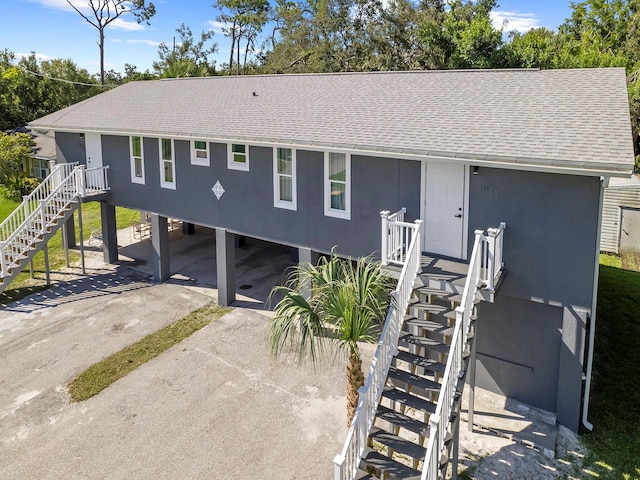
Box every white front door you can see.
[423,161,467,259]
[85,133,103,169]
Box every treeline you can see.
[2,0,639,164]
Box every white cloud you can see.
[208,20,229,35]
[490,10,540,33]
[111,38,160,47]
[110,18,146,31]
[24,0,74,11]
[26,0,147,31]
[15,52,54,62]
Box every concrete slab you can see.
[110,224,297,310]
[0,268,347,479]
[461,384,558,458]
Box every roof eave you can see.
[30,123,634,179]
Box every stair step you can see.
[381,385,436,415]
[388,365,441,393]
[361,450,422,480]
[394,350,446,376]
[375,405,430,437]
[414,286,462,303]
[403,316,454,337]
[370,426,427,460]
[407,303,456,321]
[398,332,450,355]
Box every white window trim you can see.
[324,152,351,220]
[191,140,210,166]
[273,147,297,210]
[227,143,250,171]
[159,138,176,190]
[130,136,145,185]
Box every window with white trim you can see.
[273,147,296,210]
[228,143,249,171]
[159,138,176,189]
[324,152,350,219]
[191,140,210,166]
[130,136,145,184]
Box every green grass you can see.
[581,255,640,480]
[68,303,231,401]
[1,190,139,305]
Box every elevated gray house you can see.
[12,68,633,478]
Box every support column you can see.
[151,214,170,282]
[216,228,236,306]
[298,247,320,267]
[298,247,319,300]
[100,202,119,264]
[63,214,76,248]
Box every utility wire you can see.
[16,66,115,88]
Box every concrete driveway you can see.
[0,265,346,479]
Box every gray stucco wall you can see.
[55,132,86,165]
[80,134,422,258]
[468,167,600,431]
[468,168,600,309]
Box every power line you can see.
[16,66,115,88]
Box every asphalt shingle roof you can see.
[30,68,635,175]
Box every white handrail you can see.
[421,222,506,480]
[0,164,110,280]
[334,219,423,480]
[0,163,77,243]
[381,208,418,267]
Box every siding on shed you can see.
[601,179,640,253]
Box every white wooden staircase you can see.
[0,163,110,295]
[334,209,506,480]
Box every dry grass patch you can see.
[68,303,231,401]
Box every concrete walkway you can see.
[0,265,346,479]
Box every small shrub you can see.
[20,177,40,196]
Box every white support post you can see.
[48,160,56,178]
[486,228,497,291]
[22,195,29,223]
[473,230,484,287]
[380,211,390,266]
[78,165,87,197]
[39,200,47,235]
[414,219,423,272]
[333,454,345,480]
[0,242,6,276]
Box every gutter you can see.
[582,176,607,431]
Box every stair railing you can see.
[421,223,506,480]
[483,222,506,291]
[0,164,110,278]
[334,218,423,480]
[381,208,421,266]
[0,163,77,243]
[0,167,81,276]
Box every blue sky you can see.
[1,0,574,76]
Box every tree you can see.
[0,132,36,199]
[268,253,391,426]
[213,0,270,74]
[153,24,218,78]
[0,51,100,131]
[66,0,156,85]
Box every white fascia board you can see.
[36,125,634,179]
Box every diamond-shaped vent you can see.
[212,181,225,200]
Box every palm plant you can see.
[268,252,392,426]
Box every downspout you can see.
[582,176,608,431]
